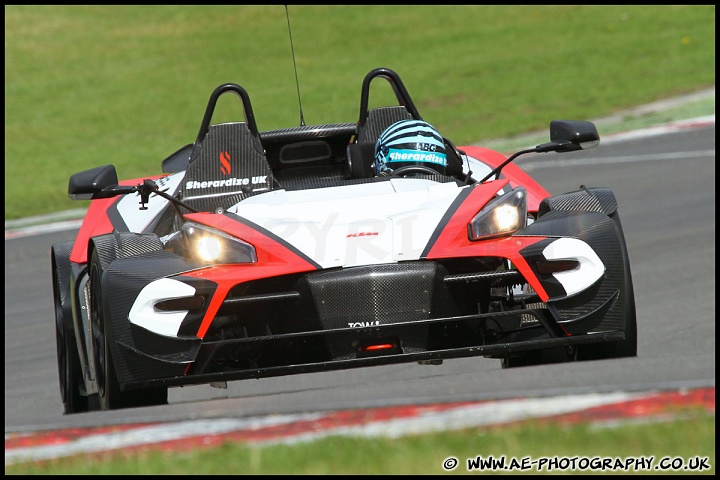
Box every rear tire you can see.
[52,242,88,414]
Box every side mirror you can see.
[68,164,133,200]
[480,120,601,183]
[548,120,600,151]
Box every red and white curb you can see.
[5,387,714,465]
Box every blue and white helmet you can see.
[373,120,448,175]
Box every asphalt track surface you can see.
[4,120,715,455]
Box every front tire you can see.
[89,241,168,410]
[89,246,121,410]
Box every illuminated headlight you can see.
[468,187,527,241]
[182,222,257,264]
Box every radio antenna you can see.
[285,5,305,126]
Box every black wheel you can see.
[576,211,637,360]
[89,244,168,410]
[390,165,441,177]
[89,246,119,410]
[52,242,89,414]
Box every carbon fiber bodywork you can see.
[96,199,629,391]
[520,210,629,334]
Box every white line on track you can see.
[520,149,715,170]
[4,219,84,240]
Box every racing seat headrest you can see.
[180,122,274,213]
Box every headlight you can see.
[182,222,257,264]
[468,187,527,241]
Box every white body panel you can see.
[463,155,495,180]
[228,179,466,268]
[115,173,184,233]
[129,278,194,336]
[542,237,605,297]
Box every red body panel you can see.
[69,175,167,264]
[179,213,320,338]
[69,196,120,264]
[423,179,550,301]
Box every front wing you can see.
[97,207,631,392]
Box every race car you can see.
[52,67,637,413]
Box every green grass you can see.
[5,412,714,474]
[4,5,715,220]
[3,5,716,473]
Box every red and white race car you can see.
[52,67,636,413]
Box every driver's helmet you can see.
[373,120,448,176]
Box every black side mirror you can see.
[480,119,601,183]
[549,120,600,151]
[68,164,126,200]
